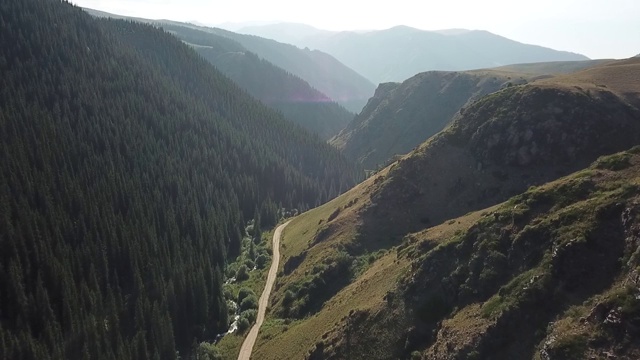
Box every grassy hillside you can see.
[281,147,640,359]
[331,60,618,170]
[330,70,529,169]
[361,58,640,244]
[493,59,611,76]
[253,58,640,359]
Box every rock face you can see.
[330,70,521,169]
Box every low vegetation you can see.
[294,149,640,359]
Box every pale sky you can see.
[72,0,640,59]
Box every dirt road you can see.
[237,220,291,360]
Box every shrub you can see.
[240,309,257,323]
[237,287,255,303]
[594,153,632,171]
[197,342,223,360]
[282,290,295,307]
[236,265,250,281]
[244,259,255,269]
[255,254,268,269]
[240,295,258,311]
[237,317,250,333]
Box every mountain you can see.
[251,58,640,359]
[151,22,355,139]
[261,147,640,360]
[0,0,362,358]
[85,9,376,113]
[330,70,528,169]
[332,60,611,169]
[179,24,376,113]
[238,22,334,47]
[294,26,589,83]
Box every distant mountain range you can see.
[239,22,332,45]
[240,23,590,84]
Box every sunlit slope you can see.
[254,58,640,360]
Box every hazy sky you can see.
[72,0,640,59]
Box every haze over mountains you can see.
[240,23,590,83]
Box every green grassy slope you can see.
[253,58,640,360]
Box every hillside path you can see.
[237,220,291,360]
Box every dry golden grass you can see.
[253,245,410,359]
[272,167,391,305]
[254,200,501,359]
[535,58,640,101]
[250,58,640,359]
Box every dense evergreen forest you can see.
[157,23,355,139]
[0,0,362,359]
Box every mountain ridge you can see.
[157,22,355,139]
[330,69,529,168]
[84,8,376,113]
[242,23,589,84]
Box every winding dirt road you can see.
[237,220,291,360]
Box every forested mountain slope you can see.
[195,26,376,113]
[0,0,362,359]
[85,9,376,113]
[158,23,354,139]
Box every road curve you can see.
[237,220,291,360]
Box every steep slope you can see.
[263,148,640,359]
[364,58,640,243]
[83,11,355,139]
[154,23,355,139]
[252,58,640,359]
[180,25,376,113]
[0,1,362,359]
[300,26,588,83]
[330,70,528,169]
[85,9,376,113]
